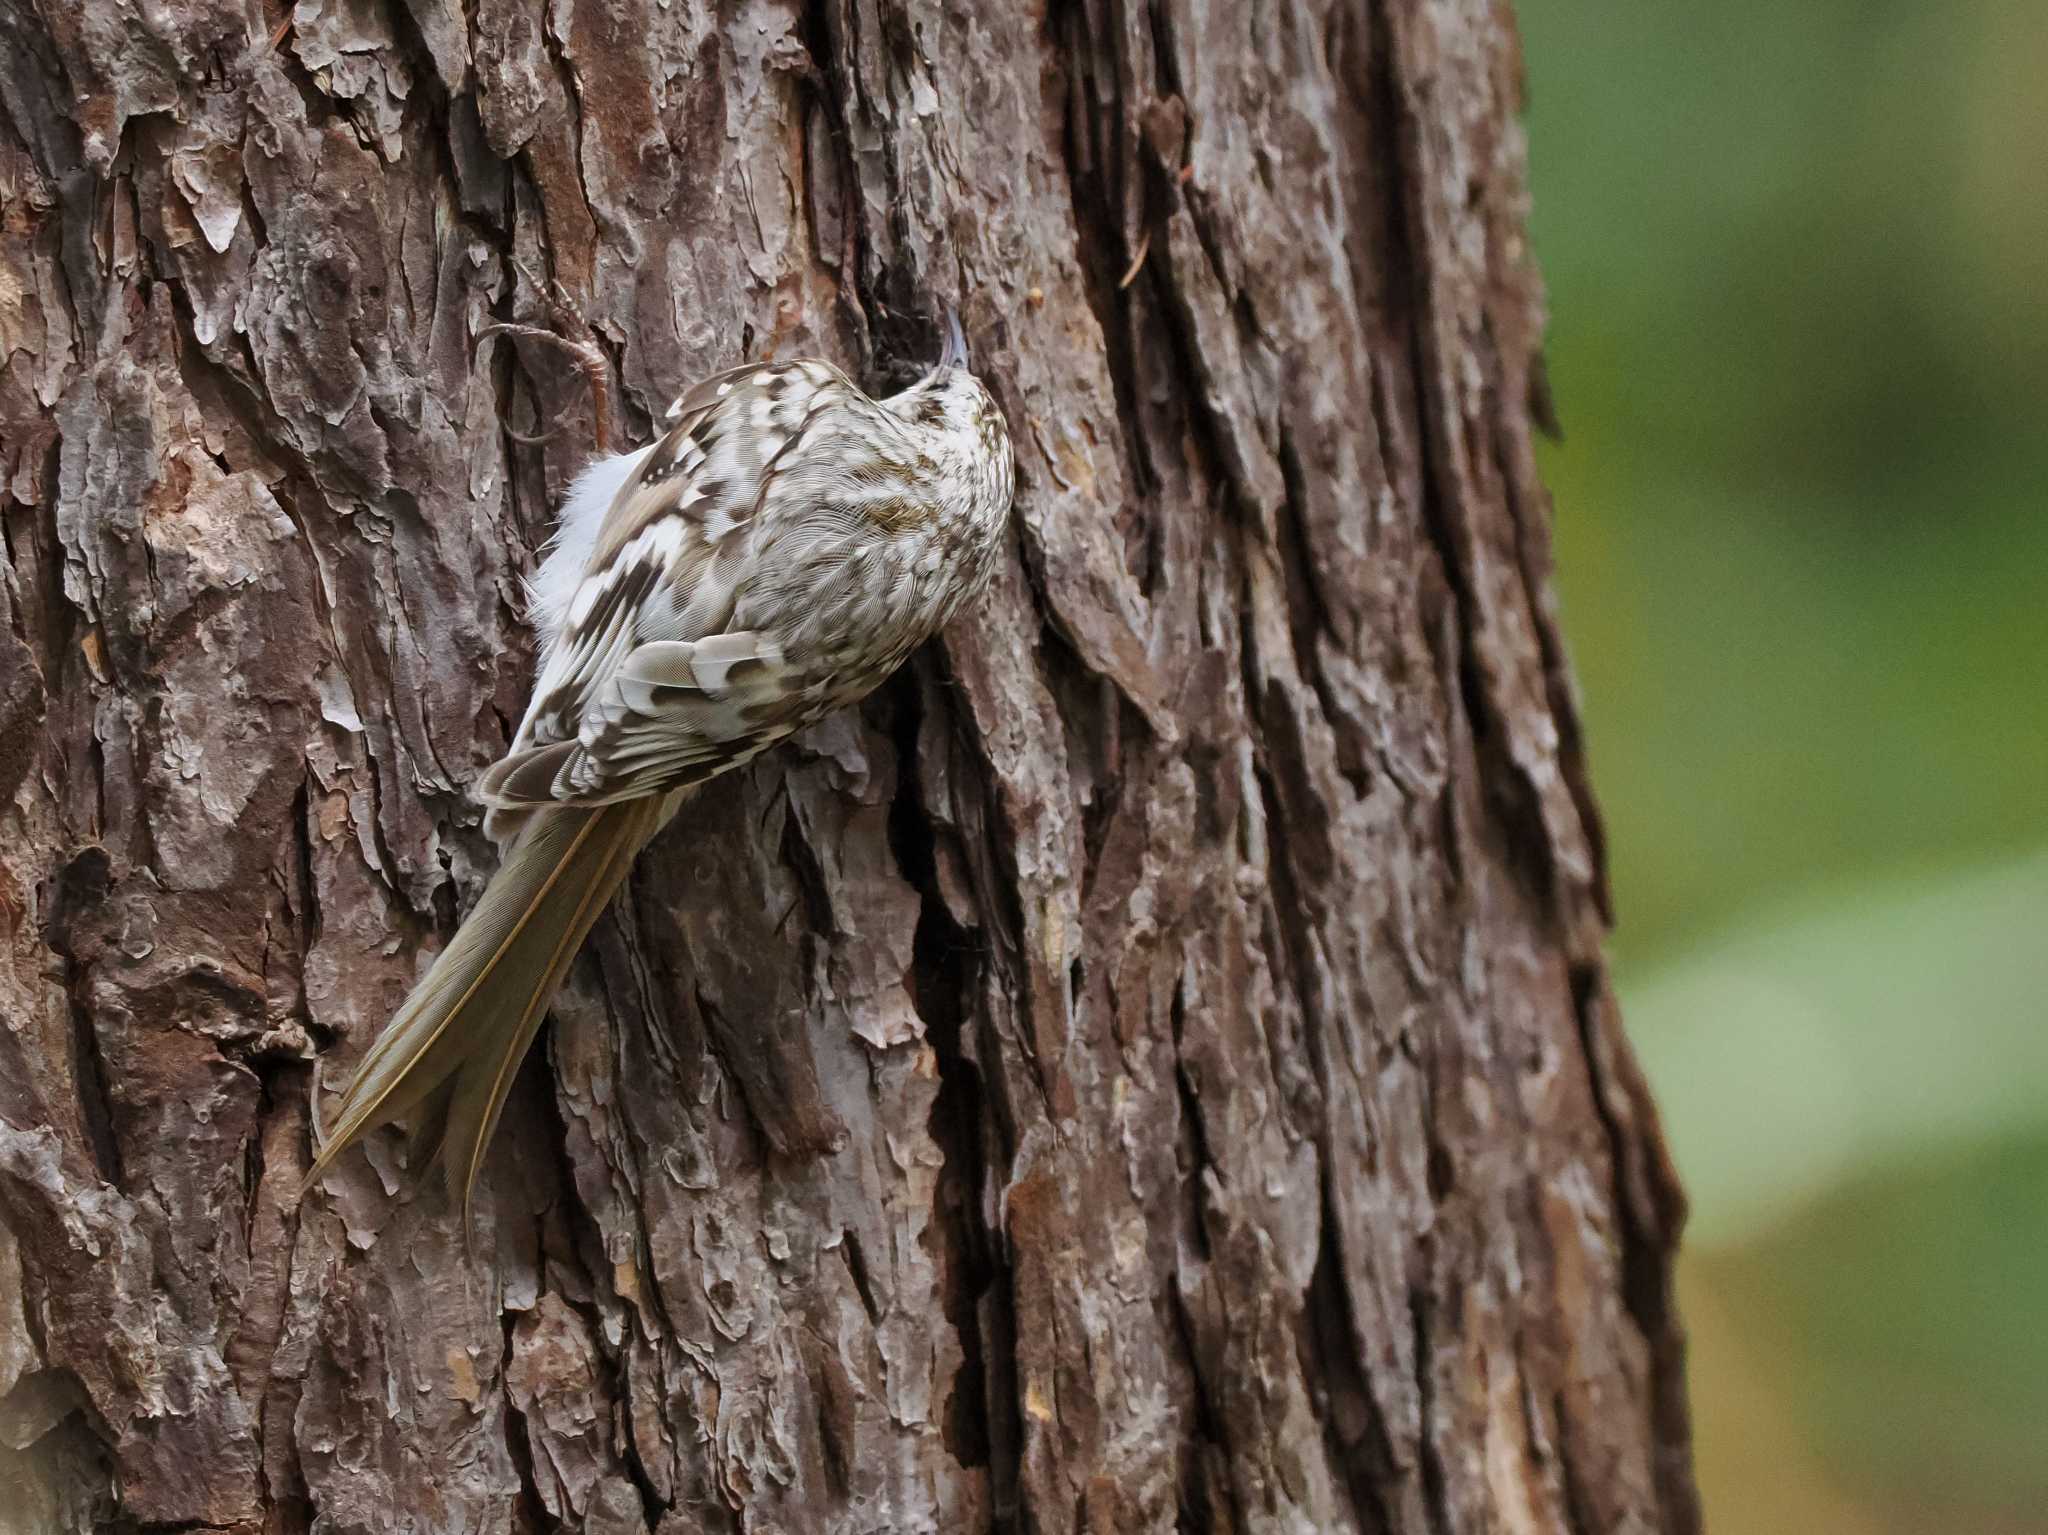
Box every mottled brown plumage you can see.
[303,328,1013,1212]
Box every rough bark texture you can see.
[0,1,1696,1531]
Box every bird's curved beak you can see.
[939,306,969,371]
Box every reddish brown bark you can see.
[0,1,1695,1531]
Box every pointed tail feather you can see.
[300,797,668,1212]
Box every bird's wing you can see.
[482,359,871,810]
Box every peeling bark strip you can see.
[0,1,1696,1531]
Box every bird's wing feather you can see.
[486,359,867,809]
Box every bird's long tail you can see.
[300,797,668,1212]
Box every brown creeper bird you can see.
[303,315,1014,1210]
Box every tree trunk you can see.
[0,1,1696,1531]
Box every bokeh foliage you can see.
[1522,0,2048,1528]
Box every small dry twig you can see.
[479,321,614,455]
[1118,230,1152,290]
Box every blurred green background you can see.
[1521,1,2048,1529]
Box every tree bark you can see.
[0,1,1696,1531]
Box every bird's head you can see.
[885,308,1010,471]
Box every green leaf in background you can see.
[1631,853,2048,1530]
[1627,852,2048,1248]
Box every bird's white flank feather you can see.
[526,446,651,649]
